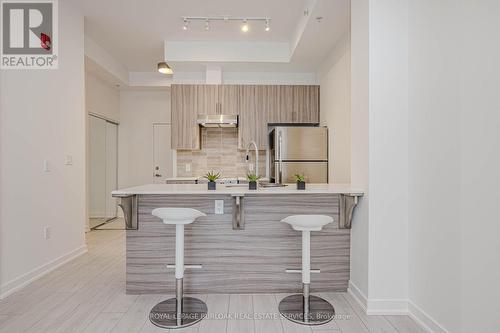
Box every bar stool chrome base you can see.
[149,296,208,329]
[279,294,335,326]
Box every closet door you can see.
[105,122,118,220]
[89,116,107,222]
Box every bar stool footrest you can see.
[285,268,320,274]
[166,264,203,269]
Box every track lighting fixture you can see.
[181,16,270,32]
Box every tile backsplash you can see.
[176,128,266,178]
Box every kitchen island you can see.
[112,183,363,295]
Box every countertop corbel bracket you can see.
[231,193,245,230]
[339,193,363,229]
[112,194,138,230]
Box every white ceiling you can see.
[72,0,350,73]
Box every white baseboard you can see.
[366,298,409,315]
[408,300,449,333]
[347,280,368,311]
[0,245,88,299]
[348,280,408,315]
[348,280,450,333]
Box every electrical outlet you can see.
[65,155,73,165]
[248,163,254,172]
[185,163,191,172]
[44,226,51,240]
[214,200,224,214]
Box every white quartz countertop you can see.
[112,183,364,196]
[164,177,270,182]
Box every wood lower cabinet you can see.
[171,84,320,150]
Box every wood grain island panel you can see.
[126,194,350,295]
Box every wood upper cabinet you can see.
[292,85,320,123]
[238,85,281,150]
[171,84,200,150]
[238,85,257,150]
[196,85,218,115]
[219,85,239,115]
[171,84,320,150]
[274,85,320,123]
[276,85,294,123]
[195,85,239,115]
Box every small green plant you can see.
[247,173,261,182]
[294,174,305,182]
[204,171,221,182]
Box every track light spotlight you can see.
[241,19,249,32]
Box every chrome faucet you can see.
[245,141,259,177]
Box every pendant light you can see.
[157,62,173,75]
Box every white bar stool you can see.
[149,208,208,329]
[278,215,335,326]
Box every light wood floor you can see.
[0,230,426,333]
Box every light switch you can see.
[43,160,50,172]
[44,226,51,239]
[215,200,224,214]
[65,155,73,165]
[186,163,191,172]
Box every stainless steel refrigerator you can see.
[269,126,328,183]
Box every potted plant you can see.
[204,171,220,190]
[294,174,306,190]
[247,173,261,190]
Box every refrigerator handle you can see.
[278,130,283,183]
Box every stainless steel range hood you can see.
[197,114,238,128]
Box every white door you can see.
[89,116,106,219]
[105,122,118,219]
[153,123,173,183]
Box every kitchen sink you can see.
[259,182,287,188]
[224,183,248,188]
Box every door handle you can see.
[155,173,162,177]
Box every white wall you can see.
[0,1,86,297]
[350,1,500,332]
[118,89,171,188]
[319,33,351,183]
[85,73,120,122]
[407,0,461,331]
[367,0,409,312]
[84,36,128,85]
[459,2,500,332]
[349,0,370,305]
[407,1,500,332]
